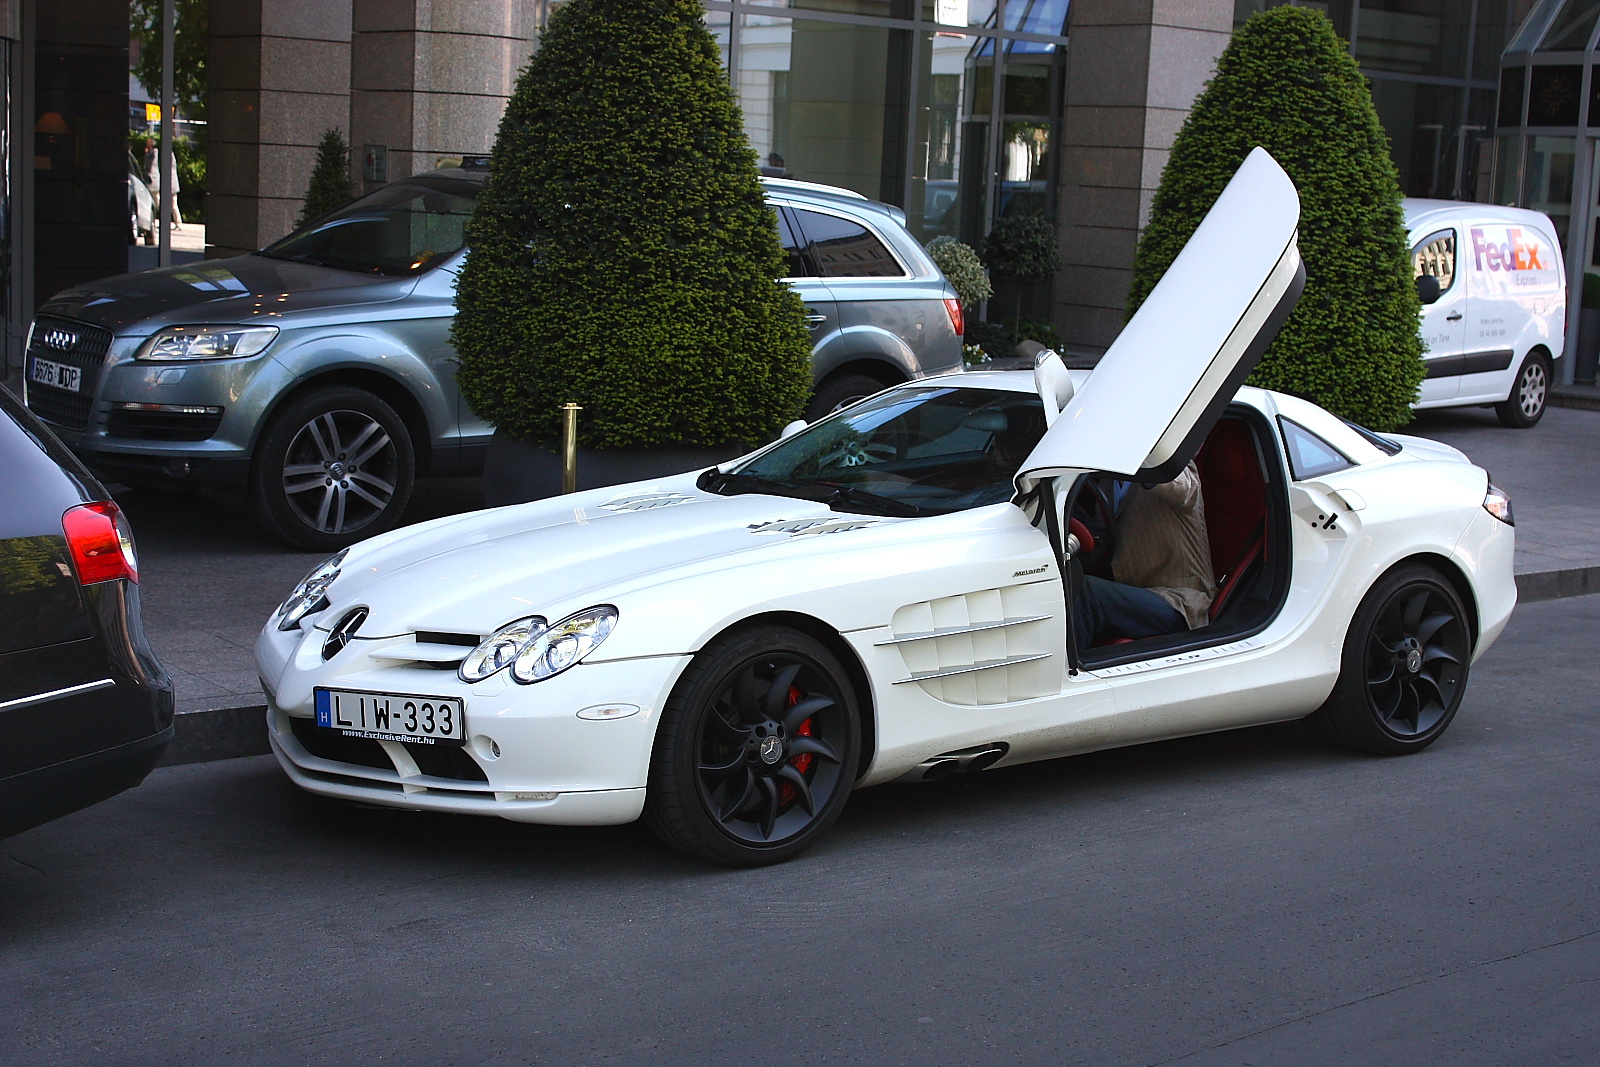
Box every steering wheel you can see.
[1076,478,1118,575]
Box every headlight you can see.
[512,606,619,684]
[275,550,347,631]
[136,324,278,361]
[1483,482,1514,526]
[458,616,546,683]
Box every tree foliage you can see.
[297,129,355,229]
[452,0,812,450]
[131,0,208,121]
[925,237,992,309]
[983,215,1061,283]
[1128,6,1423,429]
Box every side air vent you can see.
[368,630,480,670]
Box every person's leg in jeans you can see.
[1074,574,1186,648]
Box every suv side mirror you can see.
[1415,274,1441,305]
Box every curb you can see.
[1549,386,1600,412]
[158,565,1600,770]
[1515,564,1600,603]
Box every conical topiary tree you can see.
[451,0,812,452]
[296,129,356,229]
[1127,6,1424,429]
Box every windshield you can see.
[260,179,477,276]
[708,387,1047,516]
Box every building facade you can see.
[5,0,1588,386]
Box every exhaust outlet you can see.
[915,742,1010,781]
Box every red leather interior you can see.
[1196,417,1267,621]
[1068,517,1094,554]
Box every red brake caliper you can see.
[779,685,813,806]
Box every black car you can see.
[0,385,173,838]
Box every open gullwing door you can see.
[1017,147,1304,489]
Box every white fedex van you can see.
[1405,199,1565,427]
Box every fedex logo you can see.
[1471,226,1547,272]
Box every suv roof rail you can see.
[760,176,868,201]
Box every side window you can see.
[793,208,905,278]
[776,208,811,279]
[1411,228,1457,295]
[1279,417,1355,481]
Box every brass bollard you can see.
[561,402,582,495]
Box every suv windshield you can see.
[260,178,477,276]
[704,387,1046,516]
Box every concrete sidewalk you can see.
[121,403,1598,766]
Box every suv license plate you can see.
[29,356,81,393]
[314,687,466,746]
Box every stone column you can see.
[349,1,541,191]
[1054,0,1234,358]
[207,0,352,258]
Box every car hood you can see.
[39,254,418,335]
[321,481,905,639]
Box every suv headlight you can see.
[275,550,347,631]
[136,324,279,361]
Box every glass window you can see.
[1412,229,1457,293]
[1279,418,1355,481]
[1356,1,1472,80]
[1528,64,1582,124]
[1536,0,1600,49]
[794,208,906,277]
[260,179,475,276]
[1494,133,1524,204]
[1499,65,1527,127]
[1524,134,1576,247]
[1371,79,1465,198]
[777,208,812,277]
[725,386,1048,514]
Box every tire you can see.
[644,625,861,866]
[251,386,415,552]
[1304,564,1472,755]
[804,373,890,422]
[1495,351,1550,428]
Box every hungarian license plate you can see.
[314,687,466,746]
[29,356,81,393]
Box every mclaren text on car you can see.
[255,151,1518,865]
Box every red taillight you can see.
[943,297,964,338]
[62,502,139,585]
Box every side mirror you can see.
[779,419,808,440]
[1415,274,1441,305]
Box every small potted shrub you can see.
[452,0,813,504]
[925,236,993,364]
[983,215,1061,344]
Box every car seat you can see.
[1196,417,1267,622]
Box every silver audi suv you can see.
[24,166,963,550]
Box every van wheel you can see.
[251,386,415,551]
[805,373,890,421]
[1495,352,1550,428]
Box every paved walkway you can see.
[1407,404,1600,579]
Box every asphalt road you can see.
[3,597,1595,1066]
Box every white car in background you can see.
[256,151,1518,866]
[1407,199,1565,427]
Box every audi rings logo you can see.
[322,607,368,661]
[40,328,79,352]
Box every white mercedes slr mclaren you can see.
[256,150,1517,865]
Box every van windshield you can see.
[259,179,477,276]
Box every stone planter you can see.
[1576,308,1600,385]
[483,430,746,507]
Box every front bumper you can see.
[259,619,691,825]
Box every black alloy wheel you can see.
[252,386,415,552]
[1306,564,1471,754]
[804,373,889,422]
[645,625,860,866]
[1496,351,1550,428]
